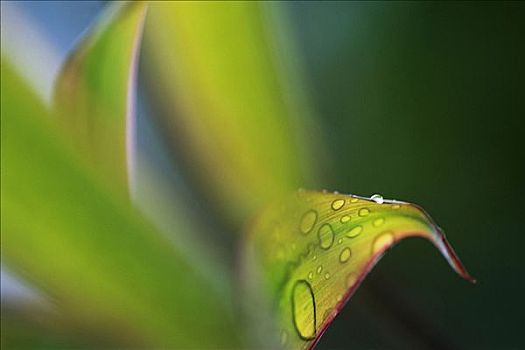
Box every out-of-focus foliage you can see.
[144,2,319,225]
[54,2,146,194]
[1,51,239,350]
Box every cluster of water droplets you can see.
[287,193,403,343]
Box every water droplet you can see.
[350,198,359,203]
[373,218,385,227]
[280,329,288,346]
[300,210,317,234]
[308,271,314,280]
[392,204,400,209]
[317,223,335,250]
[316,265,323,274]
[340,215,351,223]
[371,194,384,204]
[372,231,395,255]
[292,280,316,340]
[331,199,345,211]
[312,255,317,261]
[324,272,331,280]
[339,247,352,263]
[338,238,343,245]
[346,273,357,288]
[358,208,370,217]
[346,225,363,238]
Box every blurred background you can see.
[2,1,524,349]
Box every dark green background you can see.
[287,2,524,349]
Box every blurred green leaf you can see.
[54,2,147,194]
[144,2,318,225]
[243,190,473,349]
[1,59,240,348]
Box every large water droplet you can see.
[340,215,351,223]
[300,210,317,234]
[318,223,335,249]
[339,247,352,263]
[358,208,370,217]
[372,231,395,255]
[331,199,345,211]
[292,280,316,340]
[373,218,385,227]
[371,194,384,204]
[346,225,363,238]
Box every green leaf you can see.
[54,1,147,194]
[144,2,318,224]
[243,190,474,349]
[1,59,240,348]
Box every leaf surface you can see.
[1,59,240,348]
[54,1,147,194]
[243,190,474,349]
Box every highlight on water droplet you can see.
[372,231,395,255]
[340,215,351,223]
[338,238,343,245]
[300,210,317,234]
[331,199,345,211]
[292,280,316,340]
[358,208,370,217]
[371,194,384,204]
[346,225,363,238]
[339,247,352,263]
[318,223,335,249]
[316,265,323,274]
[308,271,314,280]
[373,218,385,227]
[324,272,331,280]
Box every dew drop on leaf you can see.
[339,247,352,263]
[280,329,288,346]
[324,272,331,280]
[340,215,351,223]
[373,218,385,227]
[292,280,316,340]
[318,223,335,249]
[370,194,384,204]
[308,271,314,280]
[358,208,370,217]
[346,273,357,288]
[300,210,317,234]
[346,225,363,238]
[331,199,345,211]
[372,231,395,254]
[316,265,323,274]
